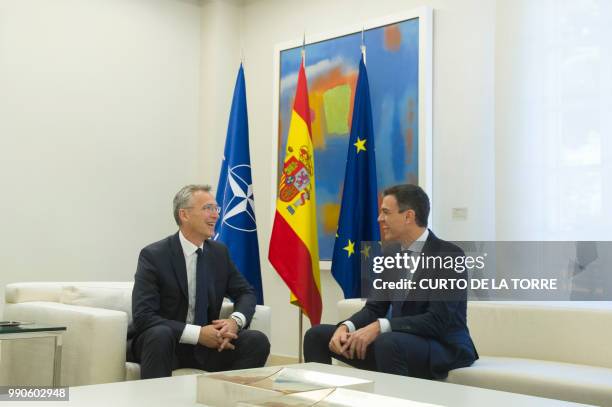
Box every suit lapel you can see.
[170,233,189,301]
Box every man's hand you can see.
[198,324,224,349]
[211,319,239,352]
[345,321,381,360]
[328,325,350,356]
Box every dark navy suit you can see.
[127,232,269,378]
[304,231,478,379]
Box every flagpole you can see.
[298,309,304,362]
[300,30,306,64]
[361,27,366,65]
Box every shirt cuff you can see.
[341,320,356,333]
[230,312,246,330]
[179,323,201,345]
[378,318,391,333]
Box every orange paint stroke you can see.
[309,92,326,149]
[405,128,414,165]
[384,25,402,52]
[321,202,341,234]
[405,97,415,164]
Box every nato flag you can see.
[331,56,380,299]
[215,64,264,304]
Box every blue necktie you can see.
[194,248,208,326]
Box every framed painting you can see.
[272,7,433,263]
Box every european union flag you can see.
[331,56,380,299]
[215,64,264,304]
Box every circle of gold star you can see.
[360,245,371,258]
[353,137,367,154]
[343,239,355,257]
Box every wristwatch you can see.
[230,314,244,331]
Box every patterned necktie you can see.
[194,248,208,326]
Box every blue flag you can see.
[331,56,380,299]
[215,64,263,304]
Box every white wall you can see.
[0,0,497,359]
[199,0,496,357]
[200,0,244,183]
[495,0,612,241]
[0,0,202,310]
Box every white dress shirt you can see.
[178,232,246,345]
[342,228,430,334]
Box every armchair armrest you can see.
[2,302,127,386]
[250,305,271,340]
[337,298,366,321]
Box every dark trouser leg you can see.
[230,330,270,370]
[373,332,432,378]
[303,324,335,364]
[194,330,270,372]
[303,324,377,371]
[132,324,177,379]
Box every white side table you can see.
[0,324,66,387]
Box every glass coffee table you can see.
[0,323,66,387]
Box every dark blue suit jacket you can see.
[128,232,256,343]
[348,230,478,378]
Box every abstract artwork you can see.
[274,9,432,260]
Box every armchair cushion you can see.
[60,283,133,323]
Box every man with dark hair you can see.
[304,184,478,379]
[382,184,430,227]
[128,185,270,379]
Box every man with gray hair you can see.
[127,184,270,378]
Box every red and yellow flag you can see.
[269,58,322,325]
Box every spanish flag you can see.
[269,58,322,325]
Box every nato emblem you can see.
[219,164,257,233]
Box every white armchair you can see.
[337,298,612,406]
[2,282,271,386]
